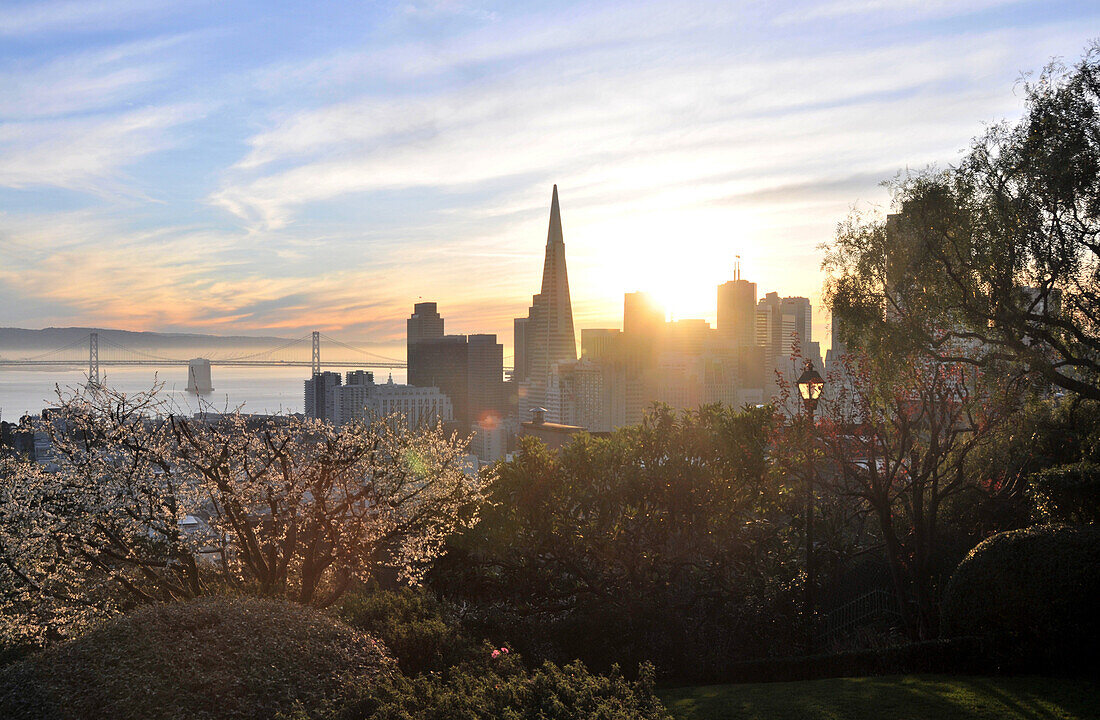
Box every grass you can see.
[658,675,1100,720]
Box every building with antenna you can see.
[717,257,757,348]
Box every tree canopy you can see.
[825,44,1100,399]
[0,385,486,645]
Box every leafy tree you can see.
[805,354,1004,641]
[433,404,803,679]
[825,44,1100,400]
[970,393,1100,526]
[0,384,486,645]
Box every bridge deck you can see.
[0,360,406,369]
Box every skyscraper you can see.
[516,185,577,409]
[304,371,342,422]
[717,260,757,348]
[513,316,529,382]
[407,303,504,433]
[756,293,812,366]
[408,334,469,431]
[467,333,504,426]
[407,302,444,357]
[623,291,664,338]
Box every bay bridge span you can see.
[0,332,406,386]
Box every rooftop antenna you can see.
[734,255,741,282]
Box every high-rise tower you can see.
[717,258,757,348]
[516,185,577,410]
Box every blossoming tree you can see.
[0,384,487,645]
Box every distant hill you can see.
[0,327,298,356]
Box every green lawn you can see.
[658,675,1100,720]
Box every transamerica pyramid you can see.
[514,185,577,409]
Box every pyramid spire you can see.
[517,185,577,399]
[547,184,563,247]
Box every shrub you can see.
[0,596,393,720]
[1030,462,1100,524]
[308,659,670,720]
[336,587,479,675]
[941,524,1100,672]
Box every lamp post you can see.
[796,362,824,654]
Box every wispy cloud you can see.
[0,35,189,120]
[0,103,204,191]
[0,0,189,36]
[211,25,1052,231]
[0,0,1096,349]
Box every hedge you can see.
[0,596,392,720]
[941,524,1100,672]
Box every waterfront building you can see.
[186,358,214,393]
[304,371,341,422]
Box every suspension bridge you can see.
[0,332,405,386]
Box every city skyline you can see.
[1,1,1098,354]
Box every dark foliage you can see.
[431,404,804,681]
[336,586,480,675]
[0,597,392,720]
[941,524,1100,672]
[304,659,670,720]
[1030,462,1100,525]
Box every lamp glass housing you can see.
[796,367,825,402]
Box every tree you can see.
[433,404,803,679]
[811,353,1002,640]
[825,44,1100,400]
[0,384,486,645]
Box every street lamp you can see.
[795,361,824,654]
[796,364,825,414]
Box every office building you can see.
[334,376,452,429]
[623,291,664,338]
[407,302,444,349]
[513,316,529,381]
[470,416,507,464]
[514,185,577,409]
[580,328,621,361]
[346,370,374,386]
[756,292,812,374]
[407,304,504,432]
[408,334,469,430]
[717,261,757,348]
[304,371,342,422]
[467,333,505,427]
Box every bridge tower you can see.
[88,332,100,388]
[311,331,321,376]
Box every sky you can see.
[0,0,1097,358]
